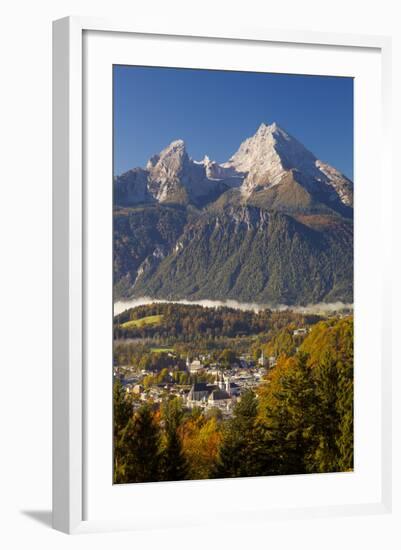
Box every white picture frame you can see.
[52,16,392,534]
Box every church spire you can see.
[225,374,230,395]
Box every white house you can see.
[186,356,204,374]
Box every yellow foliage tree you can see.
[179,415,221,479]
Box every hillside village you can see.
[114,351,275,417]
[113,308,317,418]
[113,300,352,423]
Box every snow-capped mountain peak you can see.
[256,121,280,135]
[148,138,187,169]
[114,123,353,209]
[145,139,234,204]
[221,122,352,205]
[221,122,298,189]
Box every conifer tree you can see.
[263,353,316,475]
[160,398,189,481]
[118,404,162,483]
[307,352,341,472]
[214,390,273,478]
[113,379,132,437]
[113,379,133,483]
[335,360,354,471]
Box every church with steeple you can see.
[186,371,239,410]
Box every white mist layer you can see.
[113,296,353,317]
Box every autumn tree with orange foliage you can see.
[179,409,222,479]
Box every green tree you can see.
[301,318,354,472]
[219,349,237,368]
[214,391,273,478]
[113,379,132,437]
[261,353,316,475]
[307,352,341,472]
[116,404,162,483]
[160,398,189,481]
[336,359,353,471]
[113,379,133,482]
[264,326,296,358]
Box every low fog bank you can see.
[113,296,353,317]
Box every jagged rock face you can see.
[223,123,298,189]
[201,155,244,186]
[113,168,153,206]
[315,160,353,206]
[146,140,190,202]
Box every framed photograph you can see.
[52,17,392,534]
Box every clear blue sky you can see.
[113,65,353,179]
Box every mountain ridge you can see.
[114,122,353,213]
[113,123,353,305]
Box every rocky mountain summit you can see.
[224,123,353,207]
[114,123,353,305]
[115,122,353,213]
[115,138,237,208]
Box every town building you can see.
[186,371,239,410]
[187,382,210,403]
[186,356,204,374]
[293,328,308,336]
